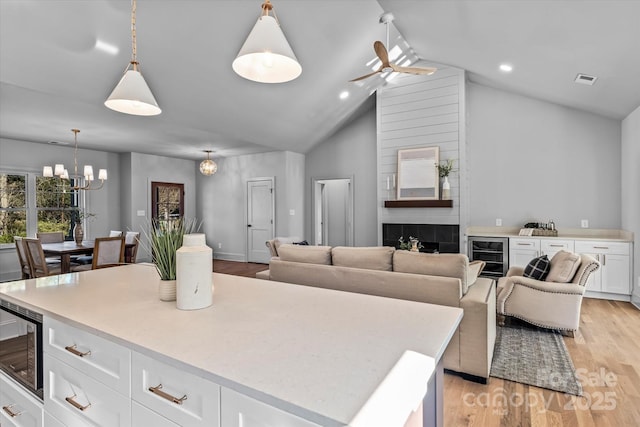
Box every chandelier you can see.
[42,129,108,190]
[199,150,218,176]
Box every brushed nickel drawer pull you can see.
[148,384,188,405]
[549,244,564,247]
[593,246,609,249]
[517,243,532,246]
[2,404,22,418]
[65,344,91,358]
[65,394,91,411]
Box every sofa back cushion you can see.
[277,244,332,265]
[393,251,474,294]
[331,246,395,271]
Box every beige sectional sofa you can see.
[256,243,497,382]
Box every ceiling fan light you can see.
[105,68,161,116]
[233,15,301,83]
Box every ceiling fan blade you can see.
[391,64,437,76]
[349,69,382,82]
[374,41,390,66]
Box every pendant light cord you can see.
[72,129,80,182]
[131,0,138,70]
[261,0,279,24]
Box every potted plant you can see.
[398,236,424,252]
[436,159,455,200]
[140,218,199,301]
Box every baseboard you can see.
[584,291,631,302]
[444,369,488,384]
[213,252,246,262]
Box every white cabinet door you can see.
[221,387,320,427]
[509,239,540,269]
[0,371,43,427]
[601,254,631,295]
[43,412,65,427]
[44,355,131,427]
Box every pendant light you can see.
[232,0,302,84]
[199,150,218,176]
[43,129,108,191]
[105,0,161,116]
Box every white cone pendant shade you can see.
[233,15,301,83]
[105,67,161,116]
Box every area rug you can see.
[490,320,583,396]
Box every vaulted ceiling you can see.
[1,1,638,161]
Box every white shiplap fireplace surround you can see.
[376,62,468,252]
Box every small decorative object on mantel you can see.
[436,159,455,200]
[140,218,200,302]
[176,233,213,310]
[398,236,424,252]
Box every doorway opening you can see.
[312,177,353,246]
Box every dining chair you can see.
[125,231,140,263]
[109,230,123,237]
[14,236,31,279]
[36,231,64,243]
[24,238,62,277]
[74,236,125,271]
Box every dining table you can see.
[41,240,136,274]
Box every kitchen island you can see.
[0,264,462,427]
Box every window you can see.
[36,176,79,240]
[0,173,27,243]
[0,172,83,245]
[151,182,184,220]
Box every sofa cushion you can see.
[393,251,474,294]
[277,244,332,265]
[523,255,551,280]
[546,250,581,283]
[331,246,395,271]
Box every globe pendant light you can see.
[105,0,161,116]
[232,0,301,84]
[200,150,218,176]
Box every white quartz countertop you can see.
[0,264,462,426]
[466,226,633,242]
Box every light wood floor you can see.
[214,261,640,427]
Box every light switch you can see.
[137,210,145,217]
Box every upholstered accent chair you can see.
[24,238,62,277]
[496,253,600,336]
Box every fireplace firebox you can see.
[382,223,460,253]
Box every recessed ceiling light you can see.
[339,91,349,100]
[499,64,513,72]
[95,39,119,55]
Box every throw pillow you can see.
[293,240,309,245]
[523,255,551,280]
[546,250,581,283]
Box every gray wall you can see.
[305,99,378,247]
[197,151,305,261]
[0,137,121,279]
[621,105,640,305]
[122,152,197,262]
[467,83,622,229]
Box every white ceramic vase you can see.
[176,233,213,310]
[442,176,451,200]
[159,280,176,302]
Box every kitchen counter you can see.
[466,226,633,242]
[0,264,462,426]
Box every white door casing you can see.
[247,178,274,263]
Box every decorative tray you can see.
[531,229,558,236]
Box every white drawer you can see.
[540,239,574,255]
[574,240,630,255]
[221,387,320,427]
[131,351,220,427]
[510,238,540,249]
[44,355,131,427]
[43,412,65,427]
[44,317,131,396]
[0,371,43,427]
[132,401,179,427]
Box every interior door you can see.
[247,178,274,263]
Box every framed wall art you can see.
[396,146,439,200]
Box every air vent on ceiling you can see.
[47,140,69,145]
[574,73,598,85]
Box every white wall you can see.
[621,105,640,306]
[467,83,622,229]
[305,99,378,247]
[0,137,120,279]
[197,151,304,262]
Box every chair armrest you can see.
[506,266,525,277]
[503,276,585,295]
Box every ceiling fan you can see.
[349,12,437,82]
